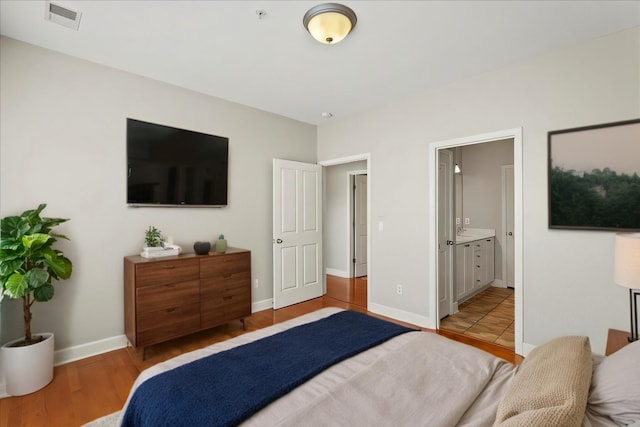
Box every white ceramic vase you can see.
[1,332,54,396]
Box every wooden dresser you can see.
[124,248,251,353]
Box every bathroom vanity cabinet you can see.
[456,237,495,300]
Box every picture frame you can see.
[548,119,640,231]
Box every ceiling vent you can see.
[45,1,82,31]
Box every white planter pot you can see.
[1,332,54,396]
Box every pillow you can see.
[588,339,640,425]
[494,336,592,427]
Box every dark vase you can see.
[193,241,211,255]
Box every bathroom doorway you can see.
[429,127,523,354]
[439,139,515,348]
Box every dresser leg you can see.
[241,318,246,331]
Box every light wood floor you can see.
[325,274,367,308]
[440,286,515,348]
[0,294,522,427]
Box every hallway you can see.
[325,274,367,309]
[440,287,514,349]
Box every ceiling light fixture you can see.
[303,3,357,45]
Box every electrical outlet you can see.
[396,284,403,295]
[464,217,470,225]
[456,217,461,225]
[254,279,259,288]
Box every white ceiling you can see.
[1,1,638,125]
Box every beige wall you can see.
[0,37,317,350]
[317,27,640,353]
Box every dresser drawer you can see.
[136,280,200,314]
[200,271,250,295]
[224,290,251,320]
[137,302,200,346]
[136,259,199,287]
[200,252,250,278]
[201,287,250,329]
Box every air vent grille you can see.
[49,3,77,21]
[45,1,82,31]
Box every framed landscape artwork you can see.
[548,119,640,231]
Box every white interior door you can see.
[354,174,368,277]
[273,159,323,309]
[503,165,515,288]
[438,150,454,319]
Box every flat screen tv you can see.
[127,118,228,207]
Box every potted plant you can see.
[144,226,165,249]
[0,203,73,396]
[141,226,178,258]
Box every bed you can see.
[87,308,640,427]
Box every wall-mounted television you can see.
[127,118,228,207]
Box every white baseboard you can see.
[522,342,536,357]
[368,302,435,329]
[252,298,273,313]
[325,268,349,278]
[54,334,128,366]
[0,381,6,399]
[491,279,506,288]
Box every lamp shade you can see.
[614,233,640,289]
[303,3,357,44]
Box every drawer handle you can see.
[166,307,177,313]
[223,274,232,279]
[223,296,232,300]
[164,266,176,270]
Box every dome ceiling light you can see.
[303,3,357,45]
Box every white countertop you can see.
[455,228,495,244]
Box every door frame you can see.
[319,153,371,305]
[428,128,523,355]
[501,164,515,289]
[349,170,368,278]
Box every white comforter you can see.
[115,308,517,427]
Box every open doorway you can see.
[320,156,370,309]
[429,128,523,355]
[439,140,516,348]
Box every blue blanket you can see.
[122,310,414,427]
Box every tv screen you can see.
[127,118,228,207]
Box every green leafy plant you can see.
[0,204,73,346]
[144,226,165,247]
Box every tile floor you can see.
[440,286,514,348]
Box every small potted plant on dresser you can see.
[140,226,180,258]
[0,204,73,396]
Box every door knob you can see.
[446,240,454,245]
[275,238,283,244]
[508,232,513,236]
